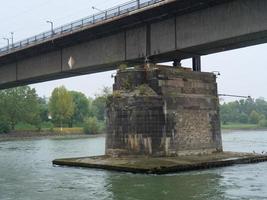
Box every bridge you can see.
[0,0,267,89]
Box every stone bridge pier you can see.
[106,65,222,157]
[54,65,266,173]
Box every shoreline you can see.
[0,131,105,142]
[2,128,267,142]
[222,128,267,132]
[221,123,267,131]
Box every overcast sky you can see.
[1,0,267,100]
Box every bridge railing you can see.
[0,0,164,56]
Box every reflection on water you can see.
[107,172,225,200]
[1,131,267,200]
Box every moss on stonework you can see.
[111,84,157,98]
[118,64,128,71]
[135,84,157,96]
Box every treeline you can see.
[0,85,110,134]
[2,86,267,134]
[220,98,267,127]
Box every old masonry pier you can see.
[106,65,222,156]
[53,65,267,174]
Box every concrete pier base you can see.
[53,152,267,174]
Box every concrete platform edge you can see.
[52,153,267,174]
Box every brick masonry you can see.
[106,66,222,156]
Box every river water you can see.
[1,131,267,200]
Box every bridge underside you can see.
[0,0,267,89]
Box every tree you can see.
[38,97,49,122]
[255,98,267,117]
[0,86,41,130]
[249,110,261,124]
[91,87,111,121]
[83,117,100,134]
[69,91,89,127]
[220,101,241,124]
[48,86,74,130]
[0,117,10,134]
[219,98,267,125]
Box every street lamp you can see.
[46,20,54,34]
[92,6,103,12]
[137,0,140,8]
[3,37,10,48]
[10,32,14,47]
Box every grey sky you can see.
[1,0,267,99]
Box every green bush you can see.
[0,120,11,134]
[83,117,100,134]
[15,122,37,131]
[41,121,54,132]
[258,119,267,128]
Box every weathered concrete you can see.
[1,0,267,89]
[53,152,267,174]
[106,66,222,157]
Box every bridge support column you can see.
[106,65,222,157]
[192,56,201,71]
[173,59,182,67]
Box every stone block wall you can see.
[106,66,222,157]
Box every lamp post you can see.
[92,6,107,20]
[3,37,10,49]
[10,32,14,47]
[92,6,103,12]
[46,20,54,34]
[137,0,140,8]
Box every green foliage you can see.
[40,121,54,131]
[0,120,11,134]
[258,119,267,128]
[0,85,110,134]
[48,86,74,128]
[118,64,128,71]
[138,84,147,95]
[91,97,106,121]
[112,91,122,98]
[83,117,101,134]
[90,87,111,121]
[69,91,89,127]
[221,123,258,130]
[38,97,49,122]
[15,122,38,131]
[249,110,261,124]
[0,86,41,130]
[239,113,248,124]
[123,79,132,90]
[220,98,267,126]
[53,127,83,134]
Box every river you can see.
[1,131,267,200]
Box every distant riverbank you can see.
[221,123,267,131]
[1,124,266,142]
[0,131,104,142]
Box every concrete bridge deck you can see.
[0,0,229,60]
[0,0,267,89]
